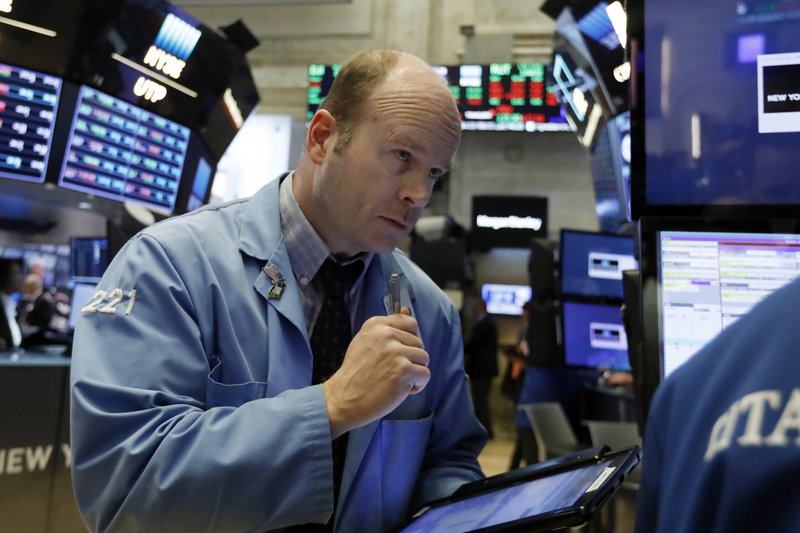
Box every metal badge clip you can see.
[263,264,285,300]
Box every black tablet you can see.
[398,446,641,533]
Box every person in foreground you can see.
[70,48,487,532]
[635,276,800,533]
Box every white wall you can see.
[212,114,303,202]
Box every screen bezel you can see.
[637,216,800,429]
[627,1,800,220]
[56,84,191,215]
[559,228,637,300]
[398,446,641,533]
[561,300,630,372]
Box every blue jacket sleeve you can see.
[70,233,335,532]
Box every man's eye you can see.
[429,168,444,180]
[395,150,410,161]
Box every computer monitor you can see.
[481,283,532,316]
[68,282,98,331]
[562,300,630,371]
[638,217,800,425]
[629,0,800,218]
[70,237,109,283]
[57,85,191,214]
[560,229,637,299]
[0,62,63,185]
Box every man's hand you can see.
[322,308,430,438]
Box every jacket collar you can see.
[238,173,288,262]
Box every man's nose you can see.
[400,173,432,207]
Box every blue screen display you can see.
[400,459,614,533]
[562,301,630,371]
[560,231,637,299]
[637,0,800,212]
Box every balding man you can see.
[71,49,487,532]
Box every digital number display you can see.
[308,63,570,132]
[59,86,191,214]
[0,62,61,184]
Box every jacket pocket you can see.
[378,410,433,530]
[205,356,268,408]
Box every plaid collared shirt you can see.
[278,173,373,334]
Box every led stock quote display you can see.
[307,63,570,132]
[59,86,190,214]
[0,62,61,184]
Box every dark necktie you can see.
[301,259,357,532]
[310,259,353,384]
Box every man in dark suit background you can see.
[464,298,499,439]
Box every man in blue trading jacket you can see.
[70,49,487,532]
[635,276,800,533]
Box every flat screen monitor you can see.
[186,156,213,212]
[68,282,97,331]
[560,230,637,299]
[651,226,800,378]
[58,85,191,214]
[0,62,62,184]
[562,300,630,371]
[174,132,217,214]
[638,217,800,425]
[307,63,571,132]
[481,283,532,316]
[629,0,800,218]
[472,195,548,251]
[70,237,109,283]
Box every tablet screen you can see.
[400,458,617,532]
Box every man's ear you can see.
[306,109,337,164]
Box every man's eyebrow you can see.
[384,131,423,152]
[384,131,451,172]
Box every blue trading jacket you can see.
[70,176,486,532]
[636,276,800,533]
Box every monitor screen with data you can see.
[0,62,62,184]
[637,217,800,425]
[655,229,800,378]
[57,86,190,214]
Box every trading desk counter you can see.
[0,351,85,532]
